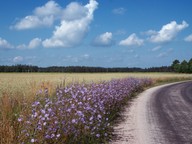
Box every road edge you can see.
[111,80,192,144]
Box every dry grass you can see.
[0,72,191,143]
[0,72,192,98]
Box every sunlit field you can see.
[0,72,191,143]
[1,72,192,97]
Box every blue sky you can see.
[0,0,192,68]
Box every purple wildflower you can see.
[31,138,35,143]
[72,119,76,124]
[96,134,100,138]
[18,117,22,122]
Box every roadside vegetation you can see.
[0,73,191,143]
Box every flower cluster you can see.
[18,78,152,143]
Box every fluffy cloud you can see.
[184,34,192,42]
[92,32,114,47]
[34,1,62,17]
[0,37,14,49]
[28,38,42,49]
[11,0,98,48]
[12,1,62,30]
[17,38,42,49]
[149,21,188,43]
[119,33,144,46]
[112,7,126,15]
[43,0,98,48]
[62,2,88,21]
[13,56,23,63]
[13,16,54,30]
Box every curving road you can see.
[112,81,192,144]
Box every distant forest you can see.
[0,58,191,73]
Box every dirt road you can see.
[112,81,192,144]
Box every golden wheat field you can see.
[0,72,191,143]
[0,72,192,98]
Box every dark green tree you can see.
[188,58,192,73]
[171,59,180,72]
[180,60,188,73]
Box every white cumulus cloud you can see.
[62,2,88,21]
[0,37,14,49]
[34,1,62,17]
[11,0,98,48]
[17,38,42,49]
[12,1,62,30]
[43,0,98,48]
[92,32,114,47]
[13,56,23,63]
[184,34,192,42]
[13,15,54,30]
[28,38,42,49]
[149,21,189,43]
[119,33,144,46]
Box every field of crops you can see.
[0,73,192,143]
[1,72,192,98]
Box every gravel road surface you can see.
[112,81,192,144]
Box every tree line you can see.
[171,58,192,73]
[0,58,191,73]
[0,65,172,73]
